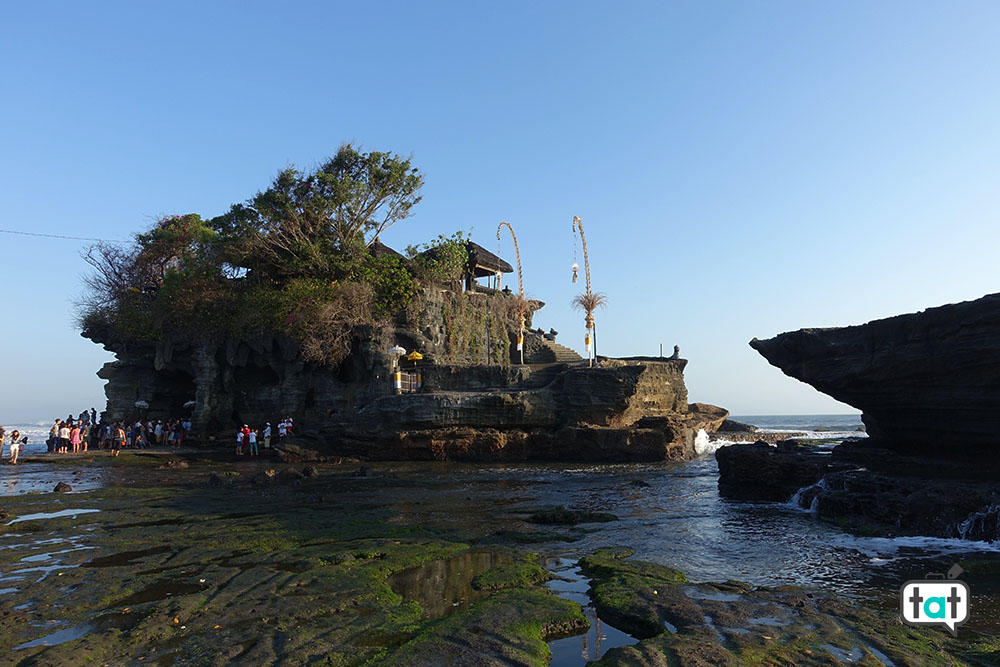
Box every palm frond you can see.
[571,292,607,313]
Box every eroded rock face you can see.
[87,289,725,462]
[338,358,719,462]
[750,293,1000,454]
[717,437,1000,540]
[715,441,847,502]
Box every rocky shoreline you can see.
[1,452,998,665]
[717,437,1000,542]
[732,293,1000,545]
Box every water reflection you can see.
[0,464,108,495]
[375,458,1000,606]
[388,550,511,619]
[544,558,635,665]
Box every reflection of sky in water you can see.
[0,464,108,495]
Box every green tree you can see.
[213,144,423,280]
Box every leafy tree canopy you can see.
[213,144,423,279]
[78,145,446,368]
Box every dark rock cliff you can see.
[723,293,1000,542]
[750,292,1000,454]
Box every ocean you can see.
[732,413,865,437]
[0,421,62,456]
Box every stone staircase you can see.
[523,337,583,364]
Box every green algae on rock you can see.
[577,548,1000,666]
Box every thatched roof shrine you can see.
[465,241,513,278]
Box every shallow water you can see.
[544,557,635,664]
[8,508,100,524]
[362,454,1000,639]
[3,435,1000,645]
[388,550,512,619]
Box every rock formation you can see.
[88,288,727,463]
[750,292,1000,455]
[720,293,1000,542]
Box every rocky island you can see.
[82,146,726,463]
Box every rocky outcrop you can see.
[339,358,717,462]
[717,438,1000,540]
[88,287,725,463]
[750,293,1000,455]
[686,403,729,433]
[715,440,847,502]
[727,294,1000,540]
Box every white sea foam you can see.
[831,534,1000,557]
[760,428,866,440]
[694,429,732,456]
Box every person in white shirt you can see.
[58,423,71,453]
[263,423,271,448]
[248,429,258,456]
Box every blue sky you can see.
[2,2,998,421]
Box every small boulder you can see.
[54,482,72,493]
[277,468,304,483]
[352,466,370,478]
[273,444,323,463]
[208,474,225,488]
[302,465,319,478]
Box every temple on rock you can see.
[86,236,727,463]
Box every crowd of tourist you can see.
[42,411,195,458]
[235,417,295,456]
[1,411,300,463]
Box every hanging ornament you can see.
[584,333,592,353]
[517,332,524,351]
[572,262,578,283]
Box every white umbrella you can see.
[134,400,150,409]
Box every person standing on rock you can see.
[263,423,271,449]
[154,421,164,445]
[7,429,19,464]
[112,424,124,457]
[248,429,258,456]
[58,421,70,453]
[236,429,244,456]
[70,424,82,454]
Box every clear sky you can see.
[2,2,998,422]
